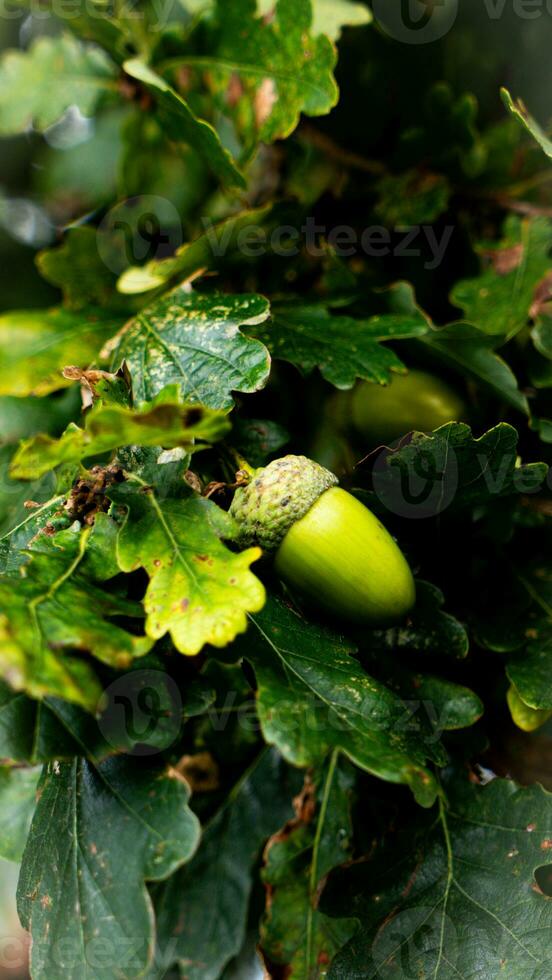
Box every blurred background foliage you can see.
[1,3,552,976]
[1,0,551,314]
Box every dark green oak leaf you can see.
[0,494,118,578]
[0,34,116,134]
[0,682,115,764]
[0,765,40,862]
[162,0,338,157]
[260,754,357,979]
[123,59,246,189]
[508,651,552,713]
[421,321,530,414]
[106,288,271,408]
[152,749,301,980]
[0,649,192,765]
[0,448,60,559]
[501,88,552,161]
[237,595,442,807]
[366,422,546,519]
[115,443,192,496]
[0,500,67,574]
[18,756,200,980]
[232,417,289,467]
[389,281,530,413]
[117,205,273,296]
[477,560,552,712]
[0,306,124,397]
[532,313,552,363]
[0,387,80,446]
[322,776,552,979]
[110,479,266,656]
[36,227,128,311]
[0,523,152,711]
[363,661,483,743]
[365,581,470,660]
[374,170,451,226]
[390,672,483,734]
[450,215,552,340]
[398,82,483,176]
[10,384,230,480]
[247,302,429,388]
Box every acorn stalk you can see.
[230,455,415,626]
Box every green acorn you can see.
[350,369,467,444]
[230,455,415,626]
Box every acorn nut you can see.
[229,454,416,626]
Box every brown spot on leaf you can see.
[226,71,244,107]
[483,243,524,276]
[195,554,214,566]
[255,78,278,128]
[530,270,552,319]
[175,66,192,93]
[180,598,190,612]
[173,752,220,793]
[185,470,202,494]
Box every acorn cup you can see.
[229,455,415,626]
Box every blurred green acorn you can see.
[350,369,467,444]
[230,454,415,626]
